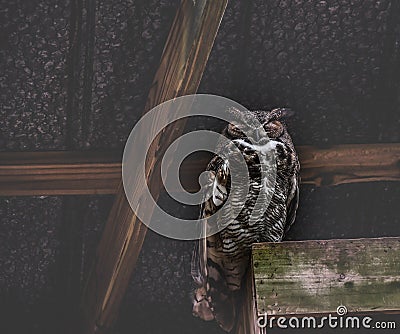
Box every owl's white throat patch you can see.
[233,139,279,155]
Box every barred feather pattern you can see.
[191,108,300,332]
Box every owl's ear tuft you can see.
[269,108,295,120]
[278,108,295,118]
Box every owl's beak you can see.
[251,129,270,148]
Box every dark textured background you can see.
[0,0,399,333]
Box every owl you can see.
[191,107,300,332]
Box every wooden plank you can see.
[0,151,121,196]
[252,238,400,318]
[298,143,400,187]
[0,143,398,196]
[80,1,229,333]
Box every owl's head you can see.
[220,107,294,164]
[223,107,294,144]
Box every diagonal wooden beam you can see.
[79,1,229,333]
[0,143,399,196]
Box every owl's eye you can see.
[227,123,245,138]
[263,120,284,138]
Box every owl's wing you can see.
[191,155,221,286]
[191,155,238,332]
[190,201,210,286]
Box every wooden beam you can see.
[0,151,121,196]
[0,143,398,196]
[252,238,400,320]
[80,1,229,333]
[298,143,400,187]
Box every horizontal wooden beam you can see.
[0,143,399,196]
[0,151,121,196]
[252,237,400,317]
[299,143,400,186]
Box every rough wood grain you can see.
[0,151,121,196]
[252,238,400,317]
[0,143,398,196]
[298,143,400,187]
[80,1,229,333]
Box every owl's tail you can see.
[192,256,237,332]
[192,235,242,332]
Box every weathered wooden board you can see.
[80,1,229,333]
[298,143,400,187]
[0,143,399,196]
[0,151,121,195]
[252,238,400,316]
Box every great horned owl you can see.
[191,108,300,332]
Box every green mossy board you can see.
[252,238,400,316]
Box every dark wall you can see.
[0,1,399,334]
